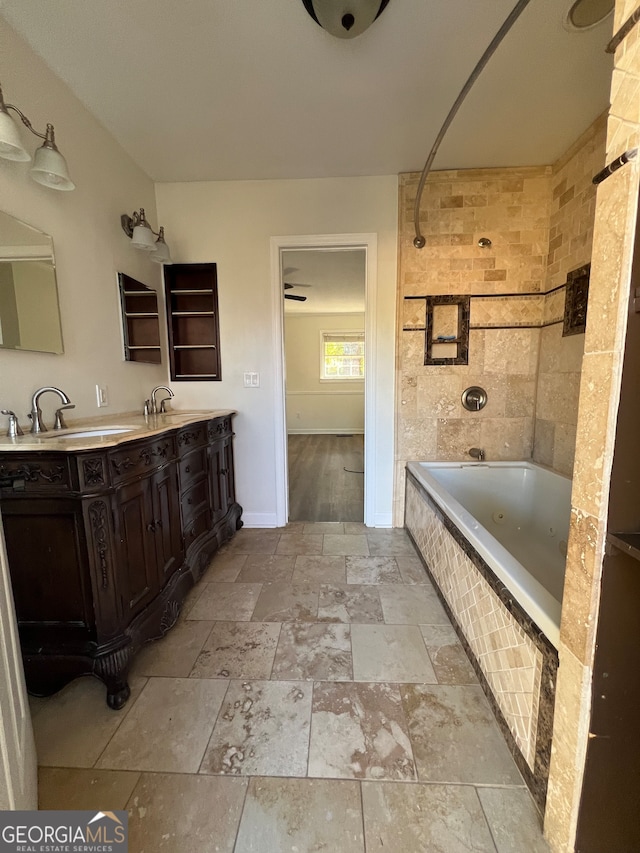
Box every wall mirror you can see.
[0,210,64,354]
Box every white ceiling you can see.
[283,248,366,314]
[1,0,614,183]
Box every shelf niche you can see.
[118,273,162,364]
[164,263,222,381]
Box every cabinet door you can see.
[115,477,158,616]
[151,463,183,585]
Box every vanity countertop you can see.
[0,409,236,453]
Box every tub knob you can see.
[462,386,488,412]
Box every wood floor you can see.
[288,433,364,522]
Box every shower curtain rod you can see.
[412,0,532,249]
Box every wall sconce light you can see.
[121,209,173,265]
[301,0,390,38]
[0,82,75,191]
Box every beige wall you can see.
[156,177,398,527]
[533,117,607,476]
[544,1,640,848]
[0,21,166,427]
[285,313,364,434]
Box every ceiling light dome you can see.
[301,0,390,39]
[564,0,614,31]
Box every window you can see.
[320,330,365,380]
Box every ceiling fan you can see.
[284,283,308,302]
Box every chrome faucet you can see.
[149,385,174,415]
[29,387,72,433]
[468,447,485,462]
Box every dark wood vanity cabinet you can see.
[0,415,242,709]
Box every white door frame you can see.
[270,233,378,527]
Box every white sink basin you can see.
[41,426,137,439]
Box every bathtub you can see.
[404,460,569,813]
[406,461,571,648]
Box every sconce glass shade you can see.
[131,221,157,250]
[30,139,75,191]
[150,229,172,264]
[0,107,31,162]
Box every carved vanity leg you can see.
[105,678,131,711]
[95,645,132,710]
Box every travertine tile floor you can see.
[32,524,549,852]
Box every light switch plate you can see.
[96,384,109,407]
[243,372,259,388]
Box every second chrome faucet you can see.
[144,385,175,416]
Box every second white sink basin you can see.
[42,427,137,439]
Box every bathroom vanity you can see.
[0,411,242,709]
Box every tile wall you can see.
[394,118,607,523]
[395,166,550,523]
[534,117,607,475]
[544,1,640,849]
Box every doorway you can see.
[270,233,378,528]
[283,248,365,522]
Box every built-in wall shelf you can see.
[118,273,162,365]
[164,263,221,381]
[608,533,640,562]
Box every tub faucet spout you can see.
[469,447,485,462]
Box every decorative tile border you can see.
[402,286,567,333]
[404,471,558,815]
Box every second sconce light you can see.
[121,208,172,265]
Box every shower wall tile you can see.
[584,163,636,356]
[571,351,621,520]
[546,12,640,852]
[532,116,607,478]
[560,508,604,665]
[470,295,544,327]
[396,166,549,522]
[395,116,606,523]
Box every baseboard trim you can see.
[241,512,279,528]
[287,428,365,435]
[373,512,393,528]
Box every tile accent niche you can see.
[394,115,607,524]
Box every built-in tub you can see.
[407,461,571,648]
[404,460,569,814]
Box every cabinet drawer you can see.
[181,479,209,527]
[179,447,207,492]
[109,437,176,485]
[0,454,72,493]
[207,416,233,441]
[177,423,207,453]
[183,510,209,552]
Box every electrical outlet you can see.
[96,384,109,407]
